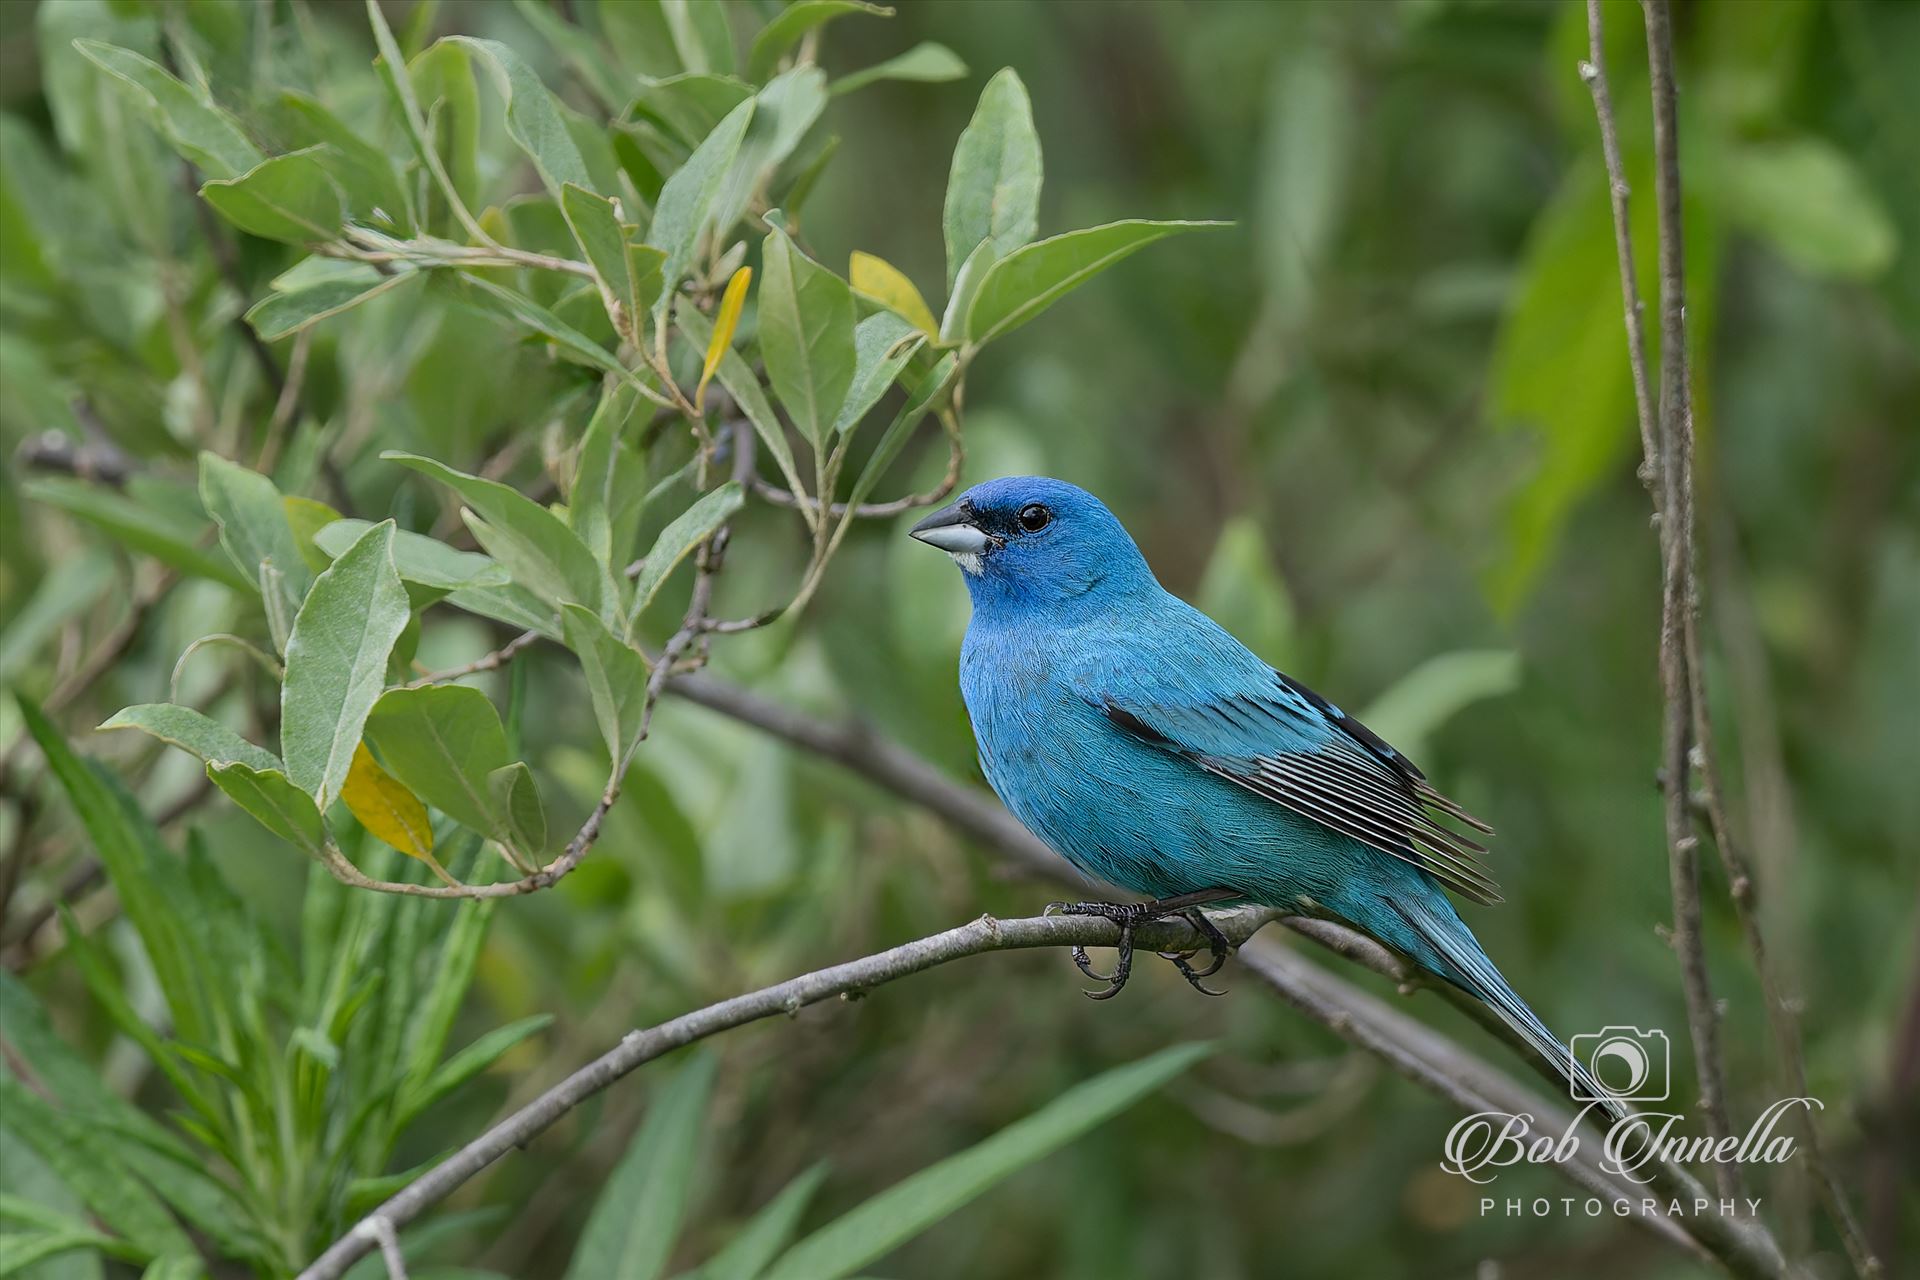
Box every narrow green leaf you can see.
[0,1080,191,1262]
[275,90,413,229]
[447,36,592,197]
[561,604,649,766]
[759,223,855,446]
[647,97,755,328]
[628,482,746,626]
[630,73,755,149]
[245,266,419,342]
[386,452,607,612]
[72,39,262,178]
[964,220,1228,346]
[399,1015,554,1125]
[401,898,496,1088]
[445,582,564,640]
[280,520,409,808]
[455,274,636,383]
[748,2,891,83]
[363,685,511,835]
[694,1163,829,1280]
[830,42,966,96]
[562,183,644,337]
[661,0,735,75]
[199,147,345,244]
[566,1054,717,1280]
[24,477,251,592]
[1359,650,1521,763]
[100,705,281,773]
[199,453,310,645]
[673,304,807,502]
[572,384,646,570]
[842,354,957,513]
[832,312,923,436]
[937,238,997,345]
[941,68,1040,289]
[712,68,827,234]
[762,1044,1211,1280]
[513,0,629,108]
[314,519,510,590]
[486,761,546,856]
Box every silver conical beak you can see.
[908,502,992,554]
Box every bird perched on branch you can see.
[911,476,1616,1110]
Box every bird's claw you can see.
[1050,898,1233,999]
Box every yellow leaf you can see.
[850,251,939,338]
[342,742,441,873]
[696,265,752,410]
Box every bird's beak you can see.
[908,502,993,554]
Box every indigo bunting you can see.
[912,476,1613,1108]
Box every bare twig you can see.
[405,630,543,689]
[747,404,965,520]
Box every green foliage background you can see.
[1,1,1916,1277]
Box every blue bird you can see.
[911,475,1615,1108]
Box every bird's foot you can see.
[1044,893,1235,999]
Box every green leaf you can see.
[1720,136,1898,281]
[24,477,251,592]
[363,685,510,835]
[841,354,957,513]
[572,384,648,569]
[662,0,735,76]
[830,42,966,96]
[314,519,510,590]
[275,90,413,229]
[630,73,755,150]
[455,274,637,384]
[445,582,563,640]
[199,147,344,243]
[1359,650,1521,763]
[409,37,482,216]
[936,237,997,345]
[99,705,281,773]
[674,304,808,503]
[759,223,856,446]
[693,1163,829,1280]
[367,0,447,207]
[513,0,629,109]
[199,453,310,647]
[566,1054,716,1280]
[713,68,828,235]
[447,36,592,197]
[964,220,1229,346]
[0,1079,191,1263]
[206,761,326,854]
[561,604,650,767]
[72,39,262,179]
[245,266,419,342]
[562,183,645,337]
[647,97,755,328]
[628,482,746,626]
[941,68,1040,290]
[398,1015,554,1125]
[832,312,923,436]
[280,520,410,808]
[385,452,607,613]
[486,761,546,856]
[1194,516,1294,660]
[400,897,496,1089]
[762,1044,1210,1280]
[748,2,890,83]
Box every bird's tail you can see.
[1390,896,1629,1125]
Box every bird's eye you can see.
[1018,503,1052,532]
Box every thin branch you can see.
[747,405,965,520]
[404,630,542,689]
[1580,0,1659,492]
[1633,0,1739,1201]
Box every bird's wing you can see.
[1100,670,1502,904]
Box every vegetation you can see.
[1,2,1913,1278]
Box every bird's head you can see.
[908,476,1154,610]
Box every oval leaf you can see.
[849,250,938,336]
[280,520,410,809]
[199,147,345,244]
[759,224,856,446]
[208,762,327,855]
[964,219,1229,346]
[363,685,511,835]
[942,67,1040,289]
[100,705,282,773]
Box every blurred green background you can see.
[2,1,1916,1277]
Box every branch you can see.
[1589,8,1877,1273]
[297,906,1284,1280]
